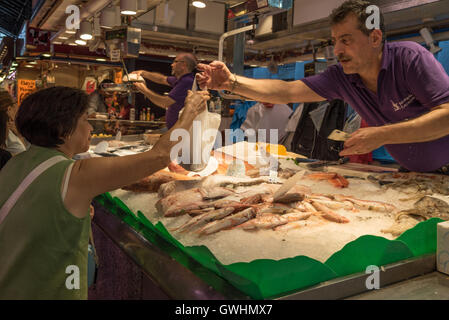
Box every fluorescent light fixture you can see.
[29,61,38,64]
[121,0,137,15]
[93,17,101,36]
[137,0,148,12]
[100,7,116,29]
[80,20,93,40]
[58,36,69,40]
[25,64,34,68]
[75,39,87,45]
[96,58,107,61]
[53,41,62,45]
[42,53,51,57]
[192,1,206,8]
[66,29,76,34]
[69,43,77,46]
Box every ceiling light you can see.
[42,53,51,57]
[66,29,76,34]
[58,36,69,40]
[100,7,116,29]
[93,17,101,36]
[80,20,93,40]
[69,43,77,46]
[96,58,107,62]
[137,0,148,12]
[25,65,34,68]
[192,1,206,8]
[115,6,122,26]
[121,0,137,15]
[29,61,38,64]
[75,39,87,45]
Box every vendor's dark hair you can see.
[182,53,198,72]
[16,86,88,148]
[329,0,385,43]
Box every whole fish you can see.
[196,208,256,235]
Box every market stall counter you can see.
[85,141,449,300]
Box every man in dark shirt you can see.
[197,0,449,173]
[132,53,197,129]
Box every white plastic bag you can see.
[177,78,221,172]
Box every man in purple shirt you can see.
[132,53,196,129]
[197,0,449,173]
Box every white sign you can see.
[110,49,121,62]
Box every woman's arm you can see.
[64,91,209,218]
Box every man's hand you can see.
[131,70,146,77]
[196,61,233,90]
[179,90,210,122]
[339,127,386,156]
[133,81,148,93]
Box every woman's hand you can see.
[179,90,210,122]
[196,61,233,91]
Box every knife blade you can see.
[273,170,306,202]
[306,157,350,170]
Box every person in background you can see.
[117,92,133,120]
[131,52,197,129]
[87,79,115,118]
[197,0,449,174]
[0,86,209,299]
[0,90,27,156]
[115,92,135,135]
[240,102,292,144]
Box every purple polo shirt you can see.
[302,41,449,172]
[166,73,195,129]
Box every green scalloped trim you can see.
[221,256,338,299]
[94,193,441,299]
[396,218,443,257]
[325,235,414,277]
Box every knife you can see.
[306,157,350,170]
[273,170,306,202]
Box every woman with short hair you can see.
[0,86,209,299]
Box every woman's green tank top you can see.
[0,145,90,299]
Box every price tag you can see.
[110,49,121,62]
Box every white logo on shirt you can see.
[390,94,416,111]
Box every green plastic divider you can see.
[325,235,414,277]
[396,218,444,257]
[93,193,442,299]
[222,256,338,299]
